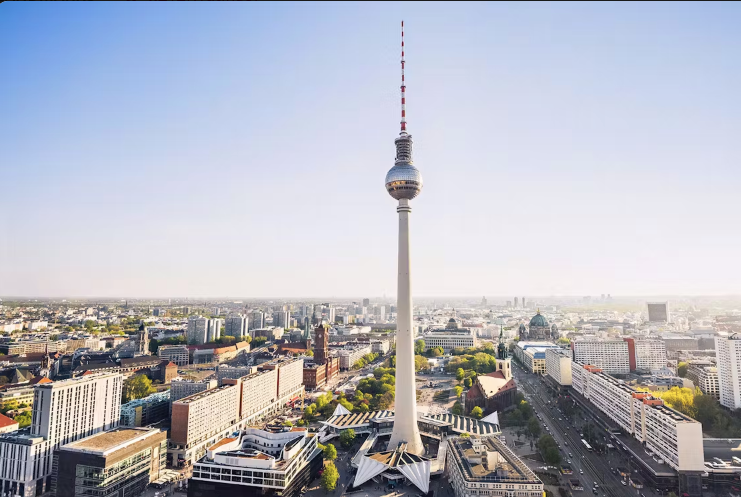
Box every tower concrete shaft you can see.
[387,198,424,454]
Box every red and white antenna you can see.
[400,20,407,134]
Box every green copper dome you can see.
[529,310,549,328]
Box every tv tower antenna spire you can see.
[400,20,407,134]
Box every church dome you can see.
[529,310,549,328]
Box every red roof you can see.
[0,413,18,429]
[29,377,52,385]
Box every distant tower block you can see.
[386,21,424,455]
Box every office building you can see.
[571,362,704,473]
[513,342,560,373]
[158,344,189,366]
[216,365,256,384]
[422,319,477,352]
[447,436,543,497]
[337,344,373,370]
[224,315,248,338]
[0,373,123,497]
[362,298,370,307]
[53,427,167,497]
[248,311,265,332]
[189,426,322,497]
[545,348,573,386]
[121,391,171,427]
[572,339,631,374]
[647,302,669,323]
[663,337,700,357]
[715,334,741,409]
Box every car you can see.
[569,453,573,458]
[594,484,599,489]
[592,490,598,495]
[579,469,584,474]
[621,481,627,486]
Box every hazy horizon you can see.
[3,2,741,298]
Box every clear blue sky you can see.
[2,2,741,299]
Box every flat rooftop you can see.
[448,436,540,484]
[62,427,160,456]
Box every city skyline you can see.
[3,2,741,298]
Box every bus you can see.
[581,439,593,452]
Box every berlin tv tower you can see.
[385,21,424,455]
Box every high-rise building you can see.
[514,297,519,308]
[0,373,123,497]
[572,339,631,374]
[384,21,423,455]
[248,311,265,332]
[716,334,741,409]
[273,311,289,329]
[633,339,667,373]
[522,297,526,309]
[647,301,669,323]
[187,316,222,344]
[224,314,248,338]
[362,298,370,307]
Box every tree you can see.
[122,375,155,403]
[323,443,338,461]
[415,339,425,355]
[557,337,570,345]
[340,429,356,448]
[15,411,32,429]
[306,349,314,357]
[1,400,18,414]
[452,401,463,415]
[339,398,354,412]
[321,462,339,492]
[414,355,428,371]
[464,377,472,388]
[527,416,541,438]
[454,386,464,398]
[471,406,483,419]
[283,420,293,427]
[677,362,688,378]
[456,368,465,382]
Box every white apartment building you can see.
[513,342,560,374]
[224,315,248,338]
[421,330,476,353]
[687,362,719,399]
[187,316,223,345]
[272,311,289,329]
[545,348,573,385]
[226,369,278,419]
[169,363,305,467]
[571,362,704,472]
[634,339,667,373]
[170,379,218,404]
[0,373,123,497]
[158,345,190,366]
[572,339,630,374]
[261,357,305,399]
[337,345,373,370]
[715,334,741,409]
[170,385,241,466]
